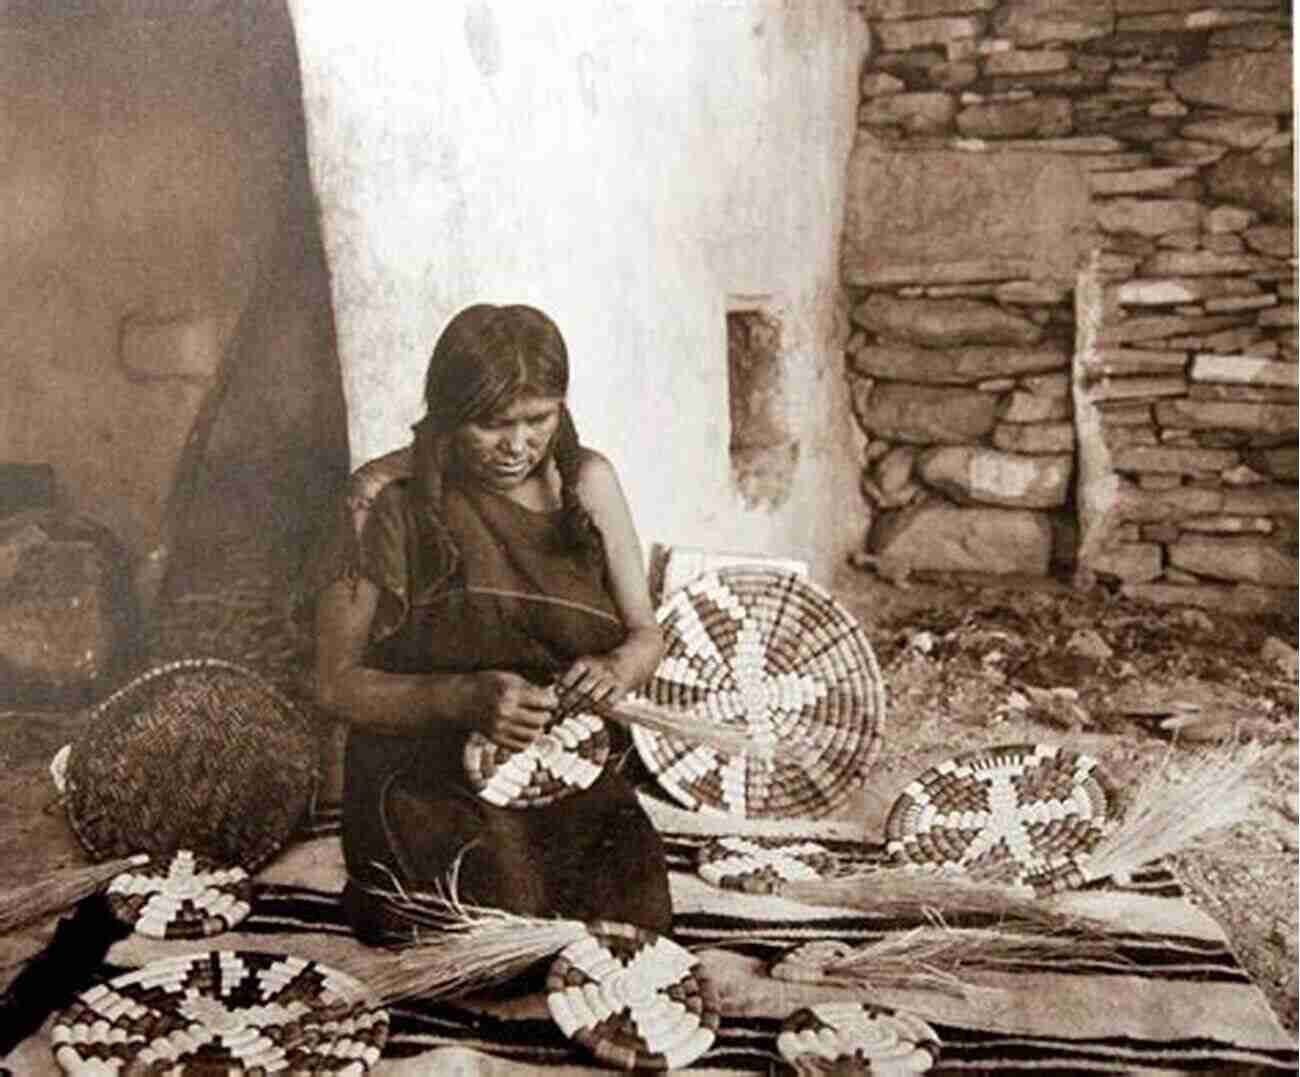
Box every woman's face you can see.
[453,394,564,492]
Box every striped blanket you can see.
[5,800,1296,1075]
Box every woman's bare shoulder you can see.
[573,447,623,498]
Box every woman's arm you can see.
[556,449,665,708]
[314,577,555,750]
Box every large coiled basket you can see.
[64,658,320,872]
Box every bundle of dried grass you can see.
[0,853,150,936]
[771,915,1127,998]
[604,697,788,760]
[338,872,588,1008]
[1079,741,1270,886]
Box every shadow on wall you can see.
[0,0,349,693]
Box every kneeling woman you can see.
[311,304,672,943]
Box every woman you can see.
[311,304,672,944]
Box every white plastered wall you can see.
[287,1,867,581]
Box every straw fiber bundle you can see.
[0,853,148,936]
[64,658,319,872]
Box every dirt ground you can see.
[1,549,1296,1042]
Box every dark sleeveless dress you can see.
[335,477,672,943]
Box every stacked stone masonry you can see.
[845,0,1296,611]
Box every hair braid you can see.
[410,418,462,592]
[552,405,604,561]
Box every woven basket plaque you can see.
[885,743,1116,895]
[630,567,885,819]
[51,949,388,1075]
[463,712,610,809]
[65,658,320,872]
[546,920,719,1071]
[777,1002,940,1075]
[105,850,252,940]
[695,835,875,894]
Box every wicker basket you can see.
[630,567,885,819]
[64,658,320,872]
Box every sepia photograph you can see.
[0,0,1296,1072]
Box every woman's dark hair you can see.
[413,304,603,577]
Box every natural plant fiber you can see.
[0,854,148,937]
[104,849,253,940]
[631,567,886,819]
[64,658,320,872]
[1079,741,1270,886]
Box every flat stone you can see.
[1172,50,1293,114]
[1181,114,1278,150]
[999,390,1072,422]
[1087,375,1189,401]
[1091,542,1163,583]
[1223,483,1299,516]
[1086,348,1190,379]
[1112,445,1240,474]
[1023,371,1070,397]
[1206,148,1295,220]
[877,16,984,50]
[1191,354,1299,388]
[848,343,1068,383]
[1205,205,1259,233]
[863,0,998,16]
[1151,139,1228,167]
[1182,515,1274,533]
[931,61,980,90]
[993,421,1075,453]
[860,92,958,134]
[995,280,1071,305]
[1199,325,1270,352]
[1141,523,1181,542]
[852,294,1044,346]
[1154,397,1298,434]
[926,283,1000,297]
[1242,224,1295,258]
[1189,382,1298,403]
[1089,166,1198,195]
[861,72,907,97]
[1157,230,1205,252]
[1258,306,1298,328]
[871,502,1054,575]
[1168,535,1298,587]
[872,445,921,504]
[852,381,1000,444]
[1097,253,1143,278]
[1115,277,1262,305]
[1202,235,1246,257]
[1246,445,1299,480]
[1221,462,1269,486]
[1115,478,1224,522]
[1210,22,1288,49]
[1105,425,1161,447]
[918,445,1071,507]
[982,48,1072,75]
[1123,581,1298,614]
[1100,314,1246,344]
[963,135,1127,153]
[1204,295,1277,313]
[1097,197,1202,236]
[994,0,1114,45]
[956,96,1072,139]
[1141,250,1271,276]
[1097,400,1155,425]
[1115,0,1282,12]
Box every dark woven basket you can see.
[64,658,320,872]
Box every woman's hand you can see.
[466,671,557,752]
[557,655,630,715]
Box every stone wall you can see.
[844,0,1296,610]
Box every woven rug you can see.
[5,801,1295,1075]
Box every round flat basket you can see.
[777,1002,940,1076]
[463,712,610,809]
[630,568,885,819]
[50,949,388,1075]
[884,743,1116,895]
[65,658,320,872]
[546,920,719,1071]
[105,850,252,940]
[696,835,874,894]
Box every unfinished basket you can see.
[776,1001,941,1075]
[463,711,610,809]
[630,567,885,819]
[64,658,320,872]
[546,920,719,1071]
[884,743,1116,896]
[51,949,388,1075]
[695,835,877,895]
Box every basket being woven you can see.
[630,567,885,819]
[65,658,319,872]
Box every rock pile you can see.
[844,0,1295,610]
